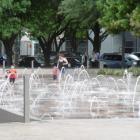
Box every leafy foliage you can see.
[130,5,140,36]
[59,0,108,52]
[97,0,140,35]
[0,0,31,39]
[59,0,97,29]
[24,0,67,38]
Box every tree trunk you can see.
[2,35,17,66]
[45,40,52,66]
[55,37,65,53]
[71,31,77,52]
[38,37,53,67]
[67,30,77,52]
[92,22,101,53]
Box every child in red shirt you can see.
[51,63,58,80]
[8,65,17,83]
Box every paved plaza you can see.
[0,119,140,140]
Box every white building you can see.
[20,35,41,57]
[88,31,140,56]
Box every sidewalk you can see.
[0,119,140,140]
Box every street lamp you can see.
[86,39,90,69]
[121,31,125,68]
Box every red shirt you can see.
[8,69,17,78]
[51,66,57,75]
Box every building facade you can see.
[100,32,140,55]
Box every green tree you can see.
[59,0,108,53]
[24,0,69,66]
[97,0,140,68]
[0,0,31,66]
[97,0,140,36]
[130,5,140,36]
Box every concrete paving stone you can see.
[0,119,140,140]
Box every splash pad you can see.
[0,67,140,120]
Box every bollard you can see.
[24,75,30,123]
[31,60,34,72]
[87,60,90,69]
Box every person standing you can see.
[8,65,17,84]
[57,53,68,80]
[51,63,58,80]
[57,53,68,71]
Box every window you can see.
[125,41,134,48]
[103,54,122,61]
[125,41,134,53]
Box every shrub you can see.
[97,68,124,76]
[128,67,140,76]
[98,67,140,76]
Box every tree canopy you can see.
[23,0,69,65]
[59,0,97,28]
[130,5,140,36]
[24,0,66,37]
[0,0,140,66]
[0,0,31,39]
[0,0,31,65]
[59,0,108,52]
[97,0,140,36]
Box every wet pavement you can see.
[1,68,140,120]
[0,68,140,139]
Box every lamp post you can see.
[86,40,90,69]
[135,36,137,51]
[2,60,5,74]
[24,75,30,123]
[121,31,125,68]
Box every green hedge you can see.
[97,68,124,76]
[97,67,140,76]
[128,67,140,76]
